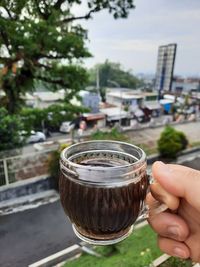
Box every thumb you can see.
[152,161,200,211]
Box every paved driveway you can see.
[0,201,78,267]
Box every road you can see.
[22,132,69,154]
[126,121,200,147]
[0,201,79,267]
[22,120,200,155]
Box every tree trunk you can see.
[4,84,18,114]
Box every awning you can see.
[144,101,161,110]
[83,113,105,121]
[134,109,144,117]
[100,108,128,121]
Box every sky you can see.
[74,0,200,76]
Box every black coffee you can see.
[59,158,148,240]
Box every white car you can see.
[27,131,46,143]
[60,121,74,133]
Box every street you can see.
[0,201,79,267]
[22,132,69,154]
[126,120,200,147]
[21,120,200,155]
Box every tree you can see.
[0,0,135,114]
[157,126,188,159]
[0,108,24,151]
[88,60,142,89]
[20,103,88,132]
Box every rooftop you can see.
[33,90,65,102]
[144,101,161,110]
[107,89,158,100]
[107,91,143,100]
[100,107,128,117]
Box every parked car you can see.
[27,131,46,143]
[59,121,74,133]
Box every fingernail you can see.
[173,247,187,258]
[167,226,180,238]
[157,161,171,174]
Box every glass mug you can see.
[59,140,167,245]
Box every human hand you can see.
[147,161,200,262]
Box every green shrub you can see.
[159,257,192,267]
[177,131,188,150]
[20,108,46,132]
[0,108,25,152]
[157,126,188,159]
[48,144,70,190]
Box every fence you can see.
[0,149,56,187]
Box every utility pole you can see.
[96,66,102,103]
[96,67,100,90]
[119,89,122,128]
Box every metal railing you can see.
[0,149,56,187]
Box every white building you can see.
[172,78,200,93]
[106,88,158,111]
[106,90,143,109]
[24,90,65,108]
[100,107,129,122]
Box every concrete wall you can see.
[0,175,56,202]
[0,149,54,186]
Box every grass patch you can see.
[90,128,129,142]
[135,143,158,156]
[90,128,158,156]
[159,257,193,267]
[64,225,162,267]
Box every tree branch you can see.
[35,75,67,87]
[0,4,19,20]
[0,30,12,55]
[37,63,51,70]
[34,0,50,20]
[61,7,100,23]
[54,0,65,10]
[38,53,65,59]
[4,6,12,18]
[0,57,10,61]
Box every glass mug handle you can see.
[139,174,176,220]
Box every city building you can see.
[106,89,144,109]
[82,112,106,128]
[155,43,177,96]
[24,90,65,108]
[172,77,200,93]
[79,90,101,113]
[106,88,158,109]
[100,107,130,126]
[105,88,161,122]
